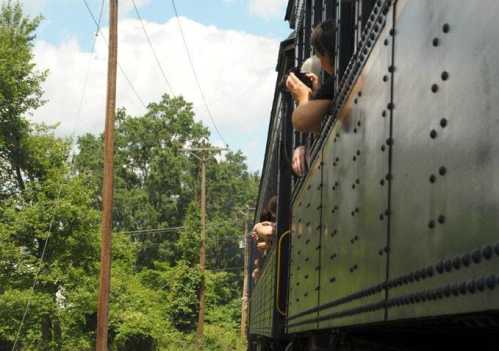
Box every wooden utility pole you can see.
[96,1,118,350]
[240,206,254,341]
[198,156,206,349]
[180,147,227,350]
[241,207,255,341]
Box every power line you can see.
[170,0,229,147]
[118,221,242,237]
[120,226,184,235]
[82,0,147,109]
[11,187,64,351]
[209,266,243,272]
[10,2,106,348]
[76,0,105,121]
[130,0,174,95]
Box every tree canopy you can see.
[0,2,258,350]
[0,1,46,196]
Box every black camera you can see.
[280,67,314,93]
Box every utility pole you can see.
[180,146,227,350]
[96,1,118,350]
[199,154,206,350]
[239,206,255,342]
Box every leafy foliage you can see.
[0,2,258,350]
[0,1,46,197]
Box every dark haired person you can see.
[292,145,307,177]
[252,258,261,283]
[251,196,277,255]
[286,20,335,133]
[265,195,277,220]
[291,56,322,177]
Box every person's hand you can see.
[305,72,320,94]
[251,222,265,241]
[254,222,275,241]
[250,228,258,241]
[252,268,261,282]
[292,146,306,177]
[256,241,268,253]
[286,73,312,104]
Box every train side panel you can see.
[317,1,394,329]
[249,250,276,337]
[387,0,499,320]
[288,157,323,334]
[286,1,395,332]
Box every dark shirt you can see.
[298,75,335,176]
[292,75,335,179]
[312,74,335,100]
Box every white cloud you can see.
[119,0,151,17]
[249,0,287,20]
[8,0,149,17]
[20,0,46,14]
[1,0,46,15]
[32,17,279,171]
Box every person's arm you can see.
[292,99,331,133]
[256,241,268,253]
[254,222,275,242]
[292,146,306,177]
[286,73,331,133]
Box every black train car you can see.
[248,0,499,350]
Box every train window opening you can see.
[293,0,315,177]
[336,0,356,81]
[296,23,304,65]
[325,0,337,21]
[360,0,376,34]
[304,0,313,59]
[313,0,323,26]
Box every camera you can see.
[279,67,314,92]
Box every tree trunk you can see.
[53,318,62,351]
[41,314,52,351]
[14,165,25,191]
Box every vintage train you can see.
[247,0,499,350]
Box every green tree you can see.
[0,1,46,196]
[0,128,100,350]
[75,95,210,269]
[0,4,259,347]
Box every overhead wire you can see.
[124,228,241,242]
[129,0,175,96]
[10,186,64,351]
[119,222,238,236]
[10,2,235,347]
[209,266,243,272]
[76,0,105,123]
[170,0,229,147]
[82,0,147,109]
[10,3,108,349]
[120,226,185,235]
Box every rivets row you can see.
[387,243,499,290]
[378,246,390,256]
[429,166,447,183]
[388,275,496,309]
[428,215,445,229]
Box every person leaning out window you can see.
[286,20,336,134]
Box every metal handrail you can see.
[276,230,291,316]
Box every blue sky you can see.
[36,0,289,51]
[21,0,291,172]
